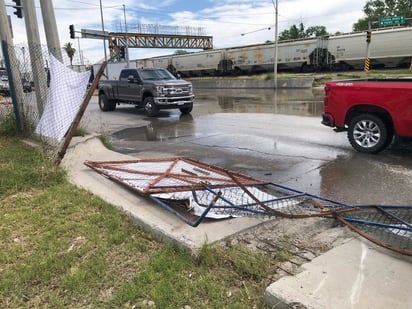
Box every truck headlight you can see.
[157,86,166,96]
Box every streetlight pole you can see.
[123,4,129,68]
[273,0,278,89]
[76,37,83,67]
[0,0,24,131]
[40,0,63,63]
[23,0,47,115]
[99,0,108,76]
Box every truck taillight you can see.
[323,84,331,106]
[324,84,332,95]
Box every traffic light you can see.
[69,24,75,39]
[119,46,126,59]
[12,0,23,19]
[366,30,371,43]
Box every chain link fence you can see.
[0,41,94,157]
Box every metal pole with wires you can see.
[99,0,108,76]
[272,0,278,89]
[123,4,129,68]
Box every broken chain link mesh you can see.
[84,158,412,256]
[0,42,92,158]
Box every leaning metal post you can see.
[56,61,107,165]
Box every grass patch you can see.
[74,126,88,137]
[311,68,412,87]
[0,113,19,136]
[0,137,66,199]
[0,136,275,308]
[189,68,412,87]
[98,134,114,150]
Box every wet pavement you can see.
[81,88,412,207]
[76,87,412,308]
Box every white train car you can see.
[222,37,325,73]
[327,27,412,70]
[169,49,225,76]
[152,56,171,70]
[135,55,170,69]
[224,43,274,74]
[276,38,326,71]
[133,27,412,75]
[136,58,153,68]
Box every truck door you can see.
[127,71,143,103]
[118,69,141,102]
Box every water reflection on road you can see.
[193,88,324,117]
[111,88,324,143]
[318,144,412,205]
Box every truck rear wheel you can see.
[98,93,116,111]
[348,113,390,153]
[143,97,159,117]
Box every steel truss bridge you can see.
[108,32,213,60]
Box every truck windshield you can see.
[140,69,176,80]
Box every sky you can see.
[5,0,366,65]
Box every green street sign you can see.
[379,16,405,26]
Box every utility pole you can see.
[364,20,372,76]
[40,0,63,63]
[99,0,108,76]
[23,0,47,116]
[77,37,84,66]
[0,0,25,120]
[273,0,278,89]
[123,4,129,68]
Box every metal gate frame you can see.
[85,157,412,256]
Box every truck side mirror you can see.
[128,75,142,84]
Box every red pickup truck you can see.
[322,78,412,153]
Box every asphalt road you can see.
[81,88,412,207]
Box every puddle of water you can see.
[318,153,412,205]
[112,114,195,142]
[112,88,324,143]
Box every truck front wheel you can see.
[348,114,390,153]
[98,93,116,111]
[179,104,193,114]
[143,97,159,117]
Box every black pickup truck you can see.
[98,68,195,117]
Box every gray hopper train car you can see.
[135,27,412,76]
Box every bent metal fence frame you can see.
[84,157,412,256]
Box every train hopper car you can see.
[327,27,412,70]
[170,50,226,76]
[136,55,169,69]
[224,38,325,74]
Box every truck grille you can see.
[161,85,191,95]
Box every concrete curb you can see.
[60,135,270,252]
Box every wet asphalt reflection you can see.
[101,88,412,206]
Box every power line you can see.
[241,26,273,36]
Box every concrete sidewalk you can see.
[61,136,412,308]
[265,238,412,308]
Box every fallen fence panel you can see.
[84,157,412,256]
